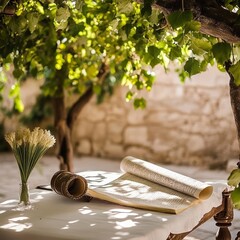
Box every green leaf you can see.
[48,3,57,17]
[148,46,160,58]
[184,58,201,77]
[149,8,161,25]
[185,20,201,32]
[134,98,146,109]
[200,60,208,72]
[141,0,153,16]
[145,46,161,67]
[36,2,44,14]
[75,0,84,10]
[228,169,240,187]
[9,82,20,97]
[167,11,193,29]
[110,19,118,30]
[150,57,161,67]
[212,42,231,64]
[56,7,70,23]
[86,64,99,79]
[117,0,133,15]
[27,12,39,33]
[8,17,23,33]
[126,91,134,101]
[14,97,24,112]
[169,46,182,60]
[231,186,240,209]
[13,68,24,79]
[179,70,189,82]
[135,78,144,90]
[229,61,240,86]
[142,69,155,90]
[191,37,212,55]
[93,85,101,95]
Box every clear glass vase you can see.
[18,181,32,210]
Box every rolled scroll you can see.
[50,170,88,200]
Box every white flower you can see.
[5,127,55,149]
[5,127,56,182]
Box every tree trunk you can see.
[53,82,94,172]
[226,62,240,168]
[53,84,74,172]
[53,63,110,172]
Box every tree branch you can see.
[0,6,15,15]
[67,86,93,130]
[67,62,110,130]
[226,61,240,168]
[154,0,240,43]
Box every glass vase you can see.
[18,181,32,210]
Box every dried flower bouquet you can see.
[5,127,55,208]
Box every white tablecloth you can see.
[0,171,227,240]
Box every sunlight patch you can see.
[61,224,69,230]
[68,220,79,224]
[115,220,137,229]
[1,222,32,232]
[78,207,92,215]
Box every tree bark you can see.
[67,88,93,131]
[53,78,74,172]
[53,87,94,172]
[53,63,110,172]
[226,62,240,168]
[152,0,240,43]
[0,6,15,15]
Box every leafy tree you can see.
[1,0,240,208]
[0,0,155,171]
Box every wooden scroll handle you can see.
[214,190,234,240]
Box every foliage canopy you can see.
[1,1,240,108]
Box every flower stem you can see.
[19,181,30,206]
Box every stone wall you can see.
[73,65,238,167]
[1,65,238,167]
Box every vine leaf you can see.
[228,168,240,187]
[231,186,240,209]
[191,37,212,55]
[229,61,240,86]
[184,58,201,77]
[185,20,201,32]
[117,0,133,15]
[212,42,231,64]
[27,13,39,33]
[169,46,182,60]
[141,0,154,16]
[134,98,146,109]
[55,7,70,30]
[167,11,192,29]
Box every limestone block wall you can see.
[1,65,238,167]
[73,66,238,166]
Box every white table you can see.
[0,171,230,240]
